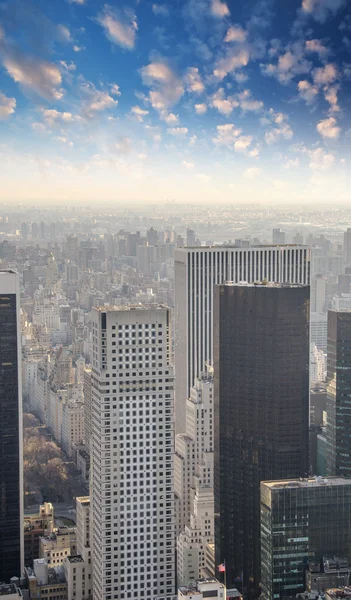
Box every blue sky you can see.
[0,0,350,204]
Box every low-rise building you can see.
[24,504,54,566]
[25,559,67,600]
[178,578,225,599]
[0,582,23,598]
[39,528,76,567]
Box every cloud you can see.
[57,24,73,44]
[305,39,329,58]
[196,173,212,182]
[55,136,74,147]
[211,88,238,115]
[59,60,76,72]
[225,25,247,43]
[182,160,195,169]
[32,122,47,133]
[96,5,137,50]
[162,112,179,124]
[2,50,63,100]
[80,80,118,117]
[298,80,319,104]
[211,0,230,18]
[301,0,346,23]
[243,167,262,180]
[213,47,250,79]
[42,109,81,125]
[234,135,253,152]
[236,89,263,112]
[324,85,340,113]
[313,63,338,86]
[184,67,205,93]
[195,103,207,114]
[284,158,300,168]
[261,44,311,84]
[309,147,335,169]
[130,105,149,122]
[264,110,293,144]
[0,92,16,119]
[213,123,241,146]
[167,127,188,136]
[140,61,184,118]
[68,0,85,3]
[152,3,170,16]
[316,116,340,139]
[115,136,132,153]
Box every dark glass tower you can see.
[0,271,23,581]
[326,310,351,476]
[214,283,310,589]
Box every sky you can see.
[0,0,350,205]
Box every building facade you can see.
[0,270,24,581]
[90,305,175,600]
[326,310,351,476]
[214,283,310,588]
[174,245,311,432]
[260,477,351,600]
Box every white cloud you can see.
[130,105,149,122]
[196,173,212,183]
[182,160,195,169]
[298,80,319,104]
[324,85,340,113]
[42,109,80,125]
[309,147,335,169]
[264,110,293,144]
[305,39,329,57]
[111,84,121,96]
[261,45,311,84]
[237,89,263,112]
[234,135,253,152]
[80,80,118,117]
[96,5,137,50]
[301,0,345,23]
[152,3,170,16]
[167,127,188,136]
[213,47,250,80]
[59,60,76,72]
[211,0,230,18]
[68,0,85,4]
[243,167,262,180]
[116,136,132,154]
[55,136,74,147]
[225,25,247,43]
[0,92,16,119]
[195,103,207,115]
[211,88,238,115]
[213,123,241,146]
[140,61,184,118]
[313,63,338,85]
[2,52,63,100]
[32,122,47,133]
[284,157,300,168]
[184,67,205,94]
[162,112,179,124]
[57,25,73,44]
[316,116,340,139]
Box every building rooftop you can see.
[76,496,90,506]
[93,303,168,312]
[262,476,351,489]
[222,281,308,288]
[67,555,84,563]
[326,588,351,600]
[175,244,308,251]
[0,583,21,596]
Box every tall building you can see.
[175,245,311,433]
[0,270,24,581]
[90,305,175,600]
[214,283,310,588]
[260,477,351,600]
[272,228,286,244]
[326,310,351,476]
[344,228,351,268]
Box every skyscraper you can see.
[90,305,175,600]
[261,477,351,600]
[214,282,310,588]
[0,270,24,581]
[174,245,311,433]
[326,310,351,476]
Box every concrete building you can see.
[25,559,67,600]
[63,496,92,600]
[311,274,326,313]
[214,283,310,589]
[310,313,328,353]
[24,503,54,566]
[0,583,23,598]
[260,477,351,600]
[174,245,311,433]
[178,579,225,599]
[83,367,92,450]
[272,228,286,244]
[310,343,326,384]
[0,271,24,581]
[61,399,84,458]
[90,305,175,600]
[326,310,351,476]
[344,228,351,268]
[40,528,76,567]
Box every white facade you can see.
[174,245,311,432]
[178,579,225,599]
[176,373,215,586]
[310,343,327,383]
[310,312,328,353]
[64,496,92,600]
[90,305,175,600]
[332,293,351,311]
[61,399,84,458]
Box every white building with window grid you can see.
[90,305,175,600]
[174,245,311,432]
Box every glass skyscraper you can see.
[0,271,23,581]
[214,282,310,589]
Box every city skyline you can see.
[0,0,350,204]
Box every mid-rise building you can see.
[272,228,286,244]
[90,305,175,600]
[0,270,24,581]
[260,477,351,600]
[24,503,54,566]
[178,578,225,599]
[344,228,351,268]
[326,310,351,476]
[64,496,92,600]
[174,245,311,433]
[311,312,328,353]
[214,283,310,588]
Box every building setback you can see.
[174,245,311,433]
[260,477,351,600]
[90,305,175,600]
[0,270,24,581]
[326,310,351,476]
[214,283,310,589]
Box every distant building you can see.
[0,271,23,581]
[326,311,351,476]
[272,228,286,244]
[25,559,67,600]
[178,578,226,599]
[63,496,92,600]
[24,503,54,566]
[0,582,23,598]
[344,228,351,268]
[214,282,310,588]
[310,313,328,353]
[39,528,76,567]
[260,477,351,600]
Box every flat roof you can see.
[175,244,308,251]
[93,304,168,312]
[262,477,351,489]
[221,282,307,288]
[67,555,84,563]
